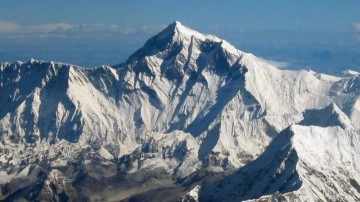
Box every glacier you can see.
[0,21,359,201]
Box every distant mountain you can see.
[1,21,359,201]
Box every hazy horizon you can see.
[1,1,360,74]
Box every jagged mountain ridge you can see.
[0,21,360,201]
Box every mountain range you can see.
[0,21,359,201]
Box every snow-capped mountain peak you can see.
[165,21,222,44]
[300,103,353,129]
[122,21,242,68]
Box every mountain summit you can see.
[119,21,243,83]
[1,22,360,201]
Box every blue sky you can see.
[1,0,359,31]
[1,1,360,73]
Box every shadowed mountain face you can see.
[1,22,360,201]
[197,128,302,201]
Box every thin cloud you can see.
[258,57,291,69]
[26,23,74,33]
[353,22,360,32]
[60,24,136,36]
[0,21,148,39]
[0,21,20,33]
[0,21,74,34]
[353,23,360,43]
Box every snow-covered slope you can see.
[194,125,360,202]
[1,21,359,201]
